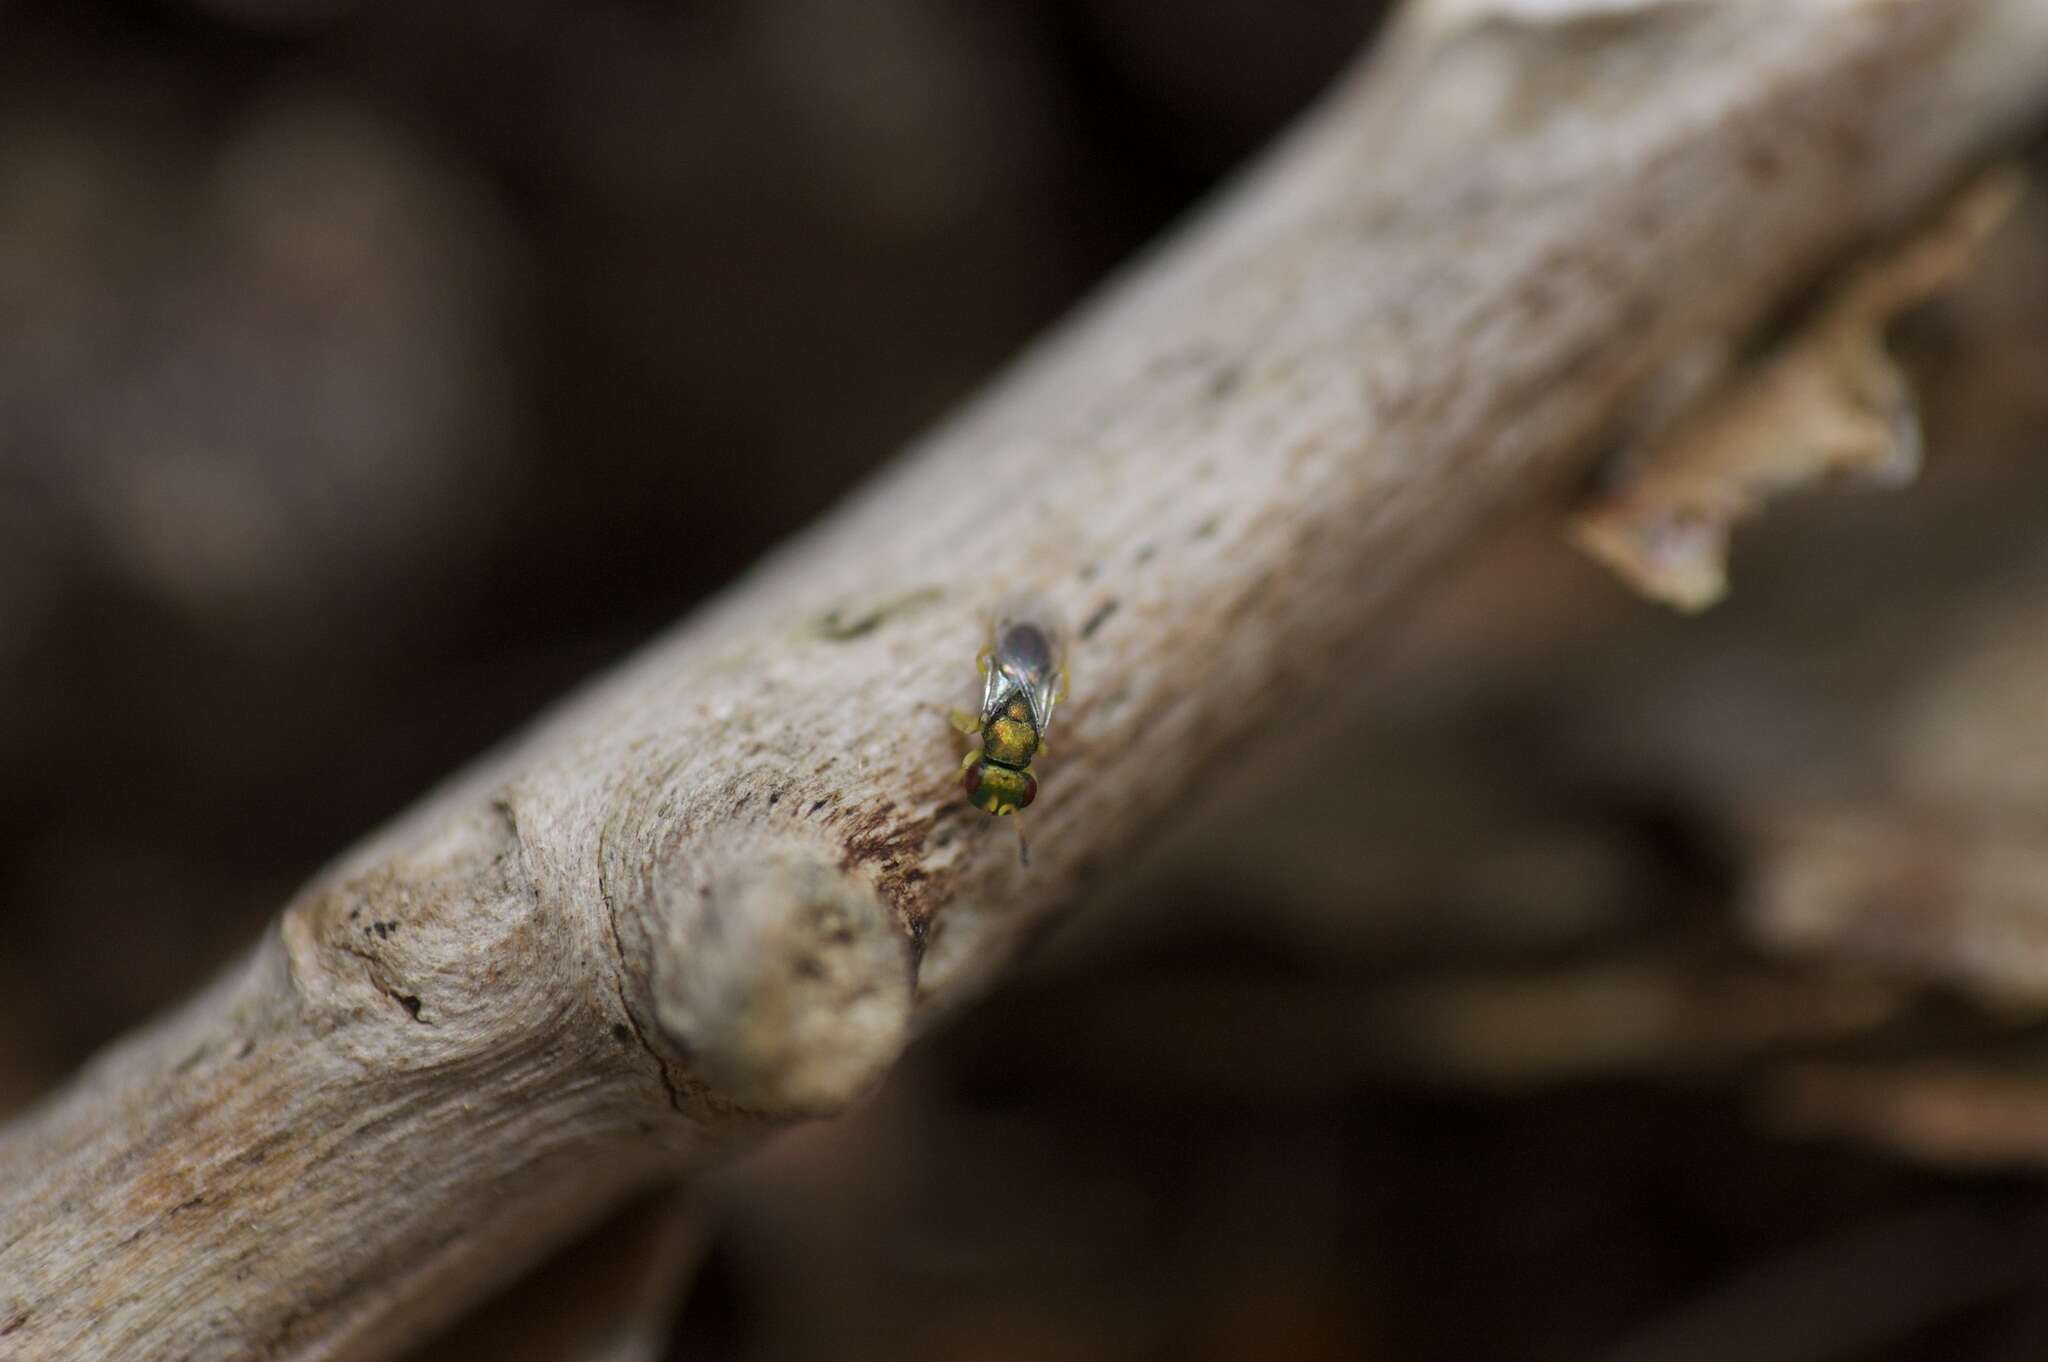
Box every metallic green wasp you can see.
[950,604,1068,819]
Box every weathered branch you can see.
[5,2,2047,1356]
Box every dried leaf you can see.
[1572,169,2023,611]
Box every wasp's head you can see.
[963,759,1036,815]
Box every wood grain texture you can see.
[4,2,2046,1357]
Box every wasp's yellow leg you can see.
[1034,736,1050,758]
[1056,663,1070,705]
[949,707,981,735]
[960,748,981,771]
[975,644,993,678]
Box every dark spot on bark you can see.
[794,957,825,980]
[810,798,829,814]
[767,791,781,807]
[838,801,936,920]
[372,922,389,939]
[735,794,750,812]
[1207,362,1243,399]
[1741,141,1781,184]
[1078,562,1100,582]
[612,1023,633,1044]
[1080,599,1119,640]
[236,1039,255,1060]
[1826,117,1869,169]
[1134,542,1156,564]
[2,1312,29,1336]
[818,605,885,640]
[348,907,360,921]
[399,994,423,1020]
[817,588,943,641]
[174,1195,206,1214]
[1193,516,1220,541]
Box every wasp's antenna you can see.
[1016,820,1031,867]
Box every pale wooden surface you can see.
[4,2,2047,1357]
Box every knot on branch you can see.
[647,842,912,1117]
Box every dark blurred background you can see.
[11,2,2048,1359]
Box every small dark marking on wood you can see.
[1207,363,1244,399]
[611,1023,633,1045]
[817,587,943,641]
[810,798,829,814]
[1193,516,1220,541]
[767,791,781,807]
[818,607,885,641]
[1078,562,1100,582]
[3,1311,30,1336]
[236,1039,255,1060]
[1736,142,1785,182]
[1080,599,1120,640]
[1134,542,1156,564]
[399,995,423,1020]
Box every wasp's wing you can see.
[989,611,1067,735]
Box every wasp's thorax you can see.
[982,699,1039,768]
